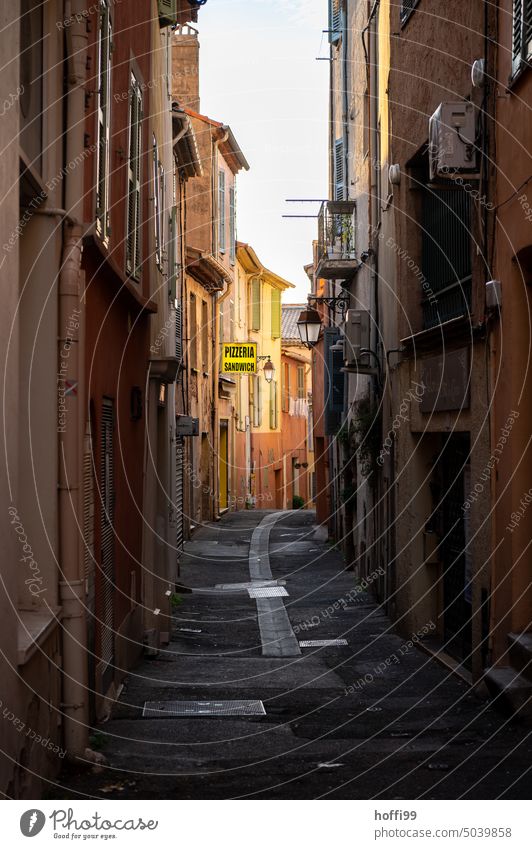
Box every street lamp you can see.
[262,357,275,384]
[297,307,322,348]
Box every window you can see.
[252,374,262,427]
[96,0,112,240]
[168,206,177,301]
[328,0,342,44]
[421,187,472,329]
[229,186,236,263]
[324,327,344,435]
[251,278,261,331]
[512,0,532,76]
[201,300,209,371]
[281,362,290,412]
[152,136,165,269]
[334,138,345,200]
[400,0,419,25]
[218,168,226,253]
[189,293,197,369]
[271,289,281,339]
[126,73,143,278]
[269,380,278,429]
[297,366,305,399]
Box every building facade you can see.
[281,305,314,508]
[0,0,209,798]
[236,243,295,509]
[309,0,531,700]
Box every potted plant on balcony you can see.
[326,214,343,259]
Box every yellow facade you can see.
[236,243,294,508]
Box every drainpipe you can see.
[58,0,89,759]
[211,128,230,517]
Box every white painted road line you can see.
[248,511,301,657]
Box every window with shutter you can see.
[252,374,262,427]
[168,206,177,301]
[282,362,289,412]
[251,278,261,330]
[100,398,115,681]
[271,289,281,338]
[269,379,278,429]
[158,0,177,27]
[328,0,342,44]
[126,74,142,278]
[229,186,236,263]
[189,293,197,369]
[153,136,162,268]
[400,0,419,24]
[512,0,532,75]
[324,327,344,434]
[175,299,183,363]
[334,138,345,201]
[96,1,111,241]
[218,168,226,253]
[297,366,305,399]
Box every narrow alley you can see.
[54,511,530,801]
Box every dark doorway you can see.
[440,433,472,665]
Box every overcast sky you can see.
[197,0,329,300]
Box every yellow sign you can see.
[221,342,257,374]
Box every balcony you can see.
[316,201,358,281]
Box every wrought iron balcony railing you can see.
[316,200,358,281]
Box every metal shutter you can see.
[100,398,115,679]
[513,0,532,73]
[175,435,185,553]
[400,0,418,23]
[175,299,183,362]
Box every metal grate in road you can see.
[142,700,266,718]
[248,586,288,599]
[215,581,280,591]
[299,639,348,647]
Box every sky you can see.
[196,0,329,301]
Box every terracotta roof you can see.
[282,304,306,342]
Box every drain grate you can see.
[299,639,348,647]
[248,586,288,598]
[215,580,280,591]
[142,700,266,718]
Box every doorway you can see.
[440,434,472,665]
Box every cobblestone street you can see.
[53,511,531,800]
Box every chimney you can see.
[171,25,200,113]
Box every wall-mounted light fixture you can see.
[257,355,275,383]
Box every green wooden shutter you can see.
[297,366,305,399]
[158,0,177,27]
[271,289,281,338]
[324,327,344,435]
[270,380,278,429]
[251,278,261,330]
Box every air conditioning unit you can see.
[344,310,371,369]
[429,102,477,181]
